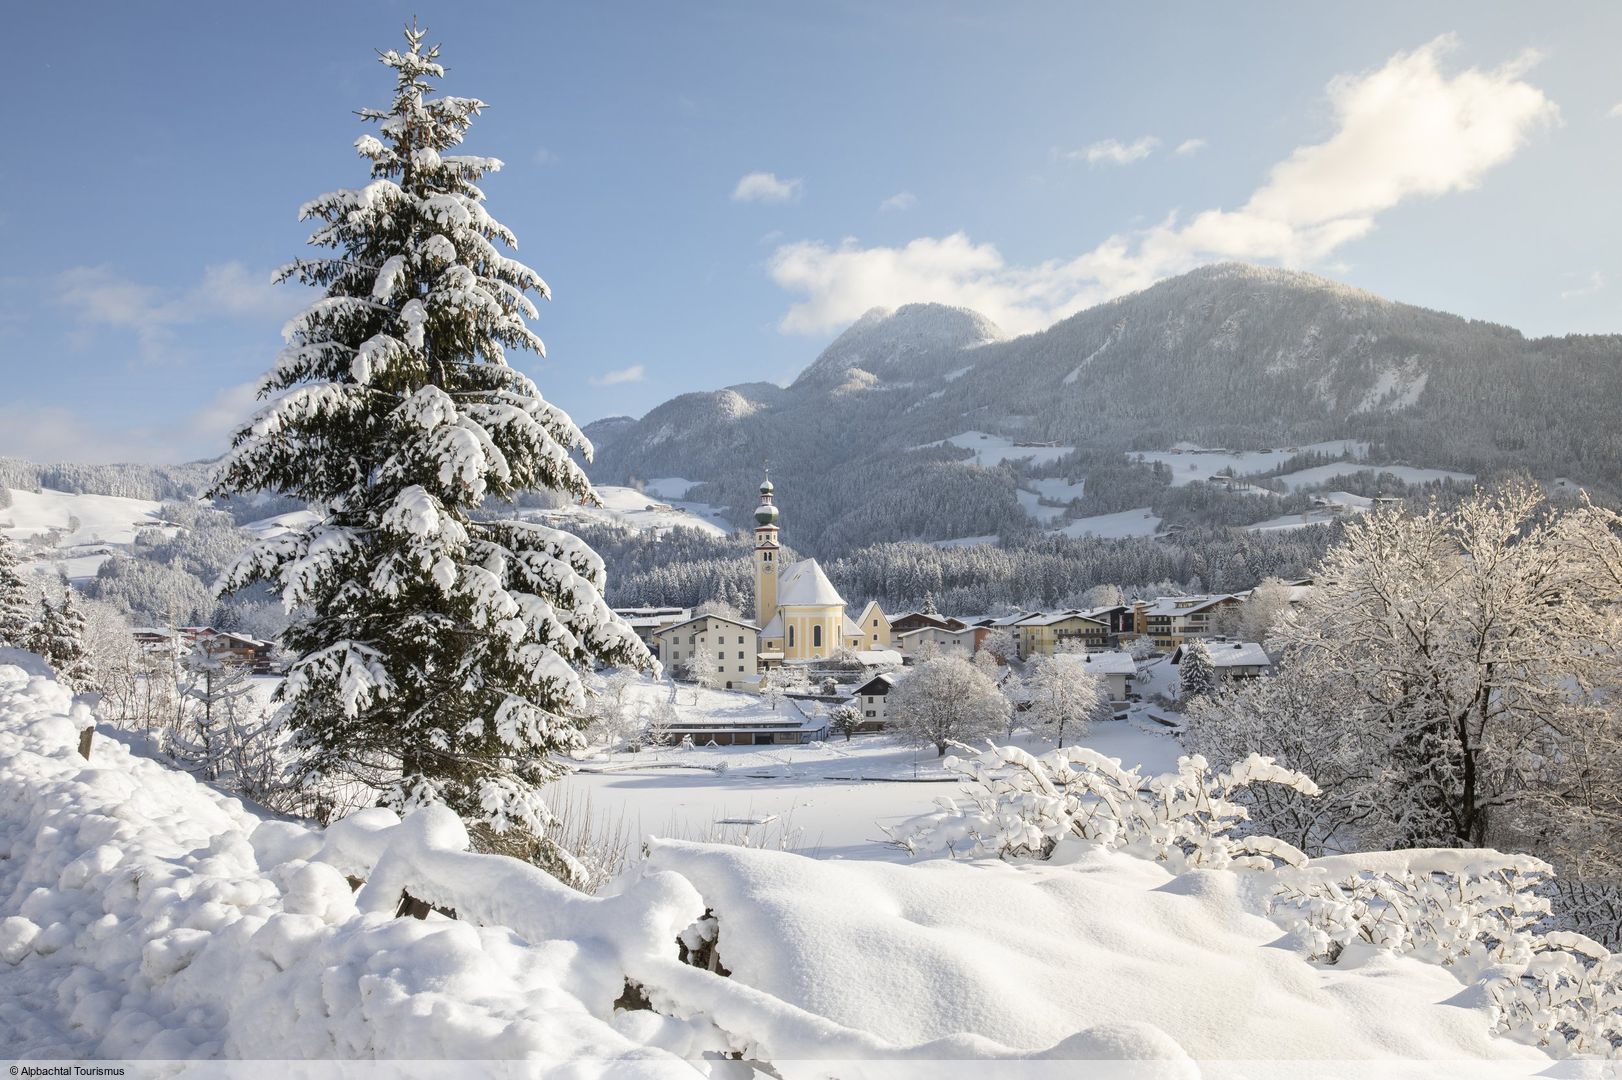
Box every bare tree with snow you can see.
[1021,654,1104,748]
[888,655,1009,757]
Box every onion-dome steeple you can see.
[754,475,780,527]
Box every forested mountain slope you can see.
[587,263,1622,553]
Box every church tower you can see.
[753,477,780,629]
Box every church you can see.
[752,477,890,664]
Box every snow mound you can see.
[0,662,1581,1070]
[640,840,1551,1065]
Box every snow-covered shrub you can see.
[886,743,1317,871]
[1270,850,1622,1058]
[1270,850,1552,968]
[1487,931,1622,1057]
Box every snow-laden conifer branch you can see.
[208,25,651,837]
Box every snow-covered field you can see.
[1134,441,1368,486]
[926,431,1075,467]
[0,659,1572,1070]
[1274,462,1475,491]
[1052,507,1162,539]
[643,477,701,500]
[522,485,733,538]
[0,487,167,546]
[562,709,1182,862]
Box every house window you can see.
[865,710,875,718]
[737,651,744,659]
[737,636,744,644]
[812,625,822,648]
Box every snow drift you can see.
[0,660,1596,1073]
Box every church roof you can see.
[761,613,784,638]
[777,558,845,607]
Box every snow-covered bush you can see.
[886,743,1317,871]
[1270,850,1622,1058]
[1270,850,1553,968]
[1487,932,1621,1057]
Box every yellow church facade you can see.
[752,478,886,663]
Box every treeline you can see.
[0,458,212,501]
[602,520,1339,615]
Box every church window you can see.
[812,625,823,648]
[788,626,795,648]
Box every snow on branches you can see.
[208,26,652,838]
[885,742,1318,871]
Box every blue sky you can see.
[2,2,1619,464]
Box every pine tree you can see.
[0,534,34,648]
[210,26,651,835]
[28,591,91,690]
[1177,639,1217,700]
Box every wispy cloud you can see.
[768,36,1556,335]
[0,381,264,465]
[1609,101,1622,118]
[1560,270,1605,299]
[590,364,646,386]
[731,171,803,203]
[1175,138,1208,156]
[879,191,917,212]
[1066,136,1160,166]
[56,262,308,363]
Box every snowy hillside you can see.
[2,660,1606,1068]
[0,487,168,546]
[585,264,1622,551]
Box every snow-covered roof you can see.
[1138,595,1236,618]
[854,599,887,625]
[1052,650,1137,676]
[761,613,784,639]
[1016,610,1105,628]
[853,649,902,667]
[841,613,862,638]
[895,624,973,639]
[852,672,898,696]
[1173,641,1272,668]
[652,613,762,638]
[777,558,846,608]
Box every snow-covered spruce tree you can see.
[0,534,34,648]
[1177,639,1216,700]
[27,590,92,691]
[211,27,651,837]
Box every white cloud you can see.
[0,380,276,465]
[56,262,309,362]
[1175,138,1208,156]
[1560,270,1605,299]
[768,36,1556,335]
[590,364,646,386]
[879,191,917,212]
[731,172,803,203]
[1067,136,1160,166]
[1609,101,1622,118]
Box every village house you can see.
[1050,649,1138,705]
[1171,640,1274,680]
[1014,610,1111,658]
[1133,595,1244,648]
[612,606,691,649]
[893,623,985,661]
[651,614,762,690]
[888,610,967,636]
[849,671,898,731]
[657,709,830,747]
[131,626,278,673]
